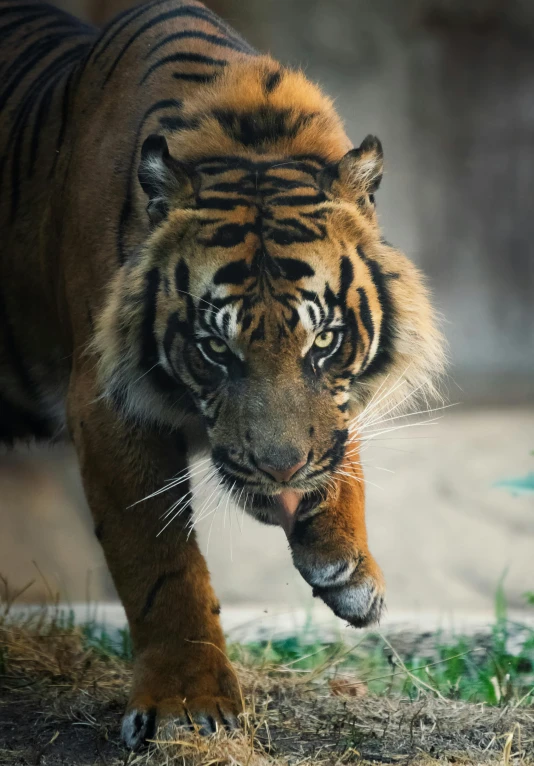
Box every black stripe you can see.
[194,155,327,175]
[196,196,250,210]
[213,259,250,285]
[276,257,315,281]
[342,307,360,369]
[249,315,265,343]
[162,312,185,372]
[117,99,183,263]
[339,256,354,304]
[261,177,318,190]
[6,44,87,220]
[18,17,92,44]
[91,0,164,64]
[271,193,326,207]
[138,268,180,393]
[172,72,218,83]
[28,76,60,176]
[203,399,223,428]
[268,218,325,245]
[2,27,88,88]
[0,10,55,44]
[213,107,317,149]
[159,113,200,132]
[145,29,251,59]
[307,428,348,478]
[140,51,227,84]
[207,181,249,194]
[200,221,257,248]
[50,67,76,178]
[140,268,161,370]
[140,571,184,620]
[357,287,374,346]
[0,34,77,111]
[357,247,396,379]
[212,447,255,477]
[264,70,282,94]
[104,4,252,85]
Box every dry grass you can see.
[0,600,533,765]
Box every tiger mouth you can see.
[245,487,325,529]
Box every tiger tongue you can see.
[274,490,303,538]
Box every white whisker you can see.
[359,417,441,441]
[130,457,212,507]
[357,402,456,433]
[157,469,218,534]
[354,377,428,432]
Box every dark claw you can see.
[121,708,156,750]
[218,704,239,730]
[193,713,217,735]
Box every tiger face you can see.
[97,130,443,527]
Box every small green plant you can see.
[227,580,534,706]
[81,621,133,661]
[494,450,534,496]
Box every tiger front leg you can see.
[289,450,385,627]
[68,376,241,749]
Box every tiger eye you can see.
[208,338,228,354]
[314,330,335,349]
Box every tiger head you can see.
[96,62,445,526]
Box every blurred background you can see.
[1,0,533,619]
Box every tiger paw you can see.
[121,651,242,750]
[312,556,385,627]
[290,522,385,627]
[121,693,241,749]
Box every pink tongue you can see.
[274,490,303,537]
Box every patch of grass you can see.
[226,583,534,707]
[1,590,534,765]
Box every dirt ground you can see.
[0,612,532,766]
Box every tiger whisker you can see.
[131,457,212,507]
[356,400,455,433]
[241,491,249,530]
[348,415,442,447]
[206,490,225,557]
[175,289,219,311]
[161,456,213,484]
[352,365,413,427]
[159,469,217,524]
[333,468,383,491]
[357,417,442,441]
[225,482,236,561]
[234,486,246,533]
[190,484,222,528]
[188,476,225,535]
[352,372,424,431]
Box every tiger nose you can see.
[257,457,307,483]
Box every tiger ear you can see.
[138,134,197,226]
[320,135,383,201]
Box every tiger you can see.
[0,0,445,748]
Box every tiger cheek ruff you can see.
[0,0,445,748]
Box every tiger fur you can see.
[0,0,445,748]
